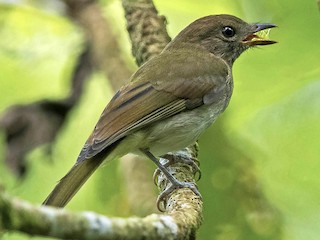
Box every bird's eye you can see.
[222,26,235,38]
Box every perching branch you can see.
[122,0,171,64]
[0,187,188,240]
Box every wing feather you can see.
[77,48,229,162]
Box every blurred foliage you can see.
[0,4,82,111]
[0,0,320,240]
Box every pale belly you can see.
[106,90,231,161]
[105,102,225,163]
[143,102,225,156]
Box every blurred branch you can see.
[64,0,132,90]
[0,48,92,176]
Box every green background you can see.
[0,0,320,239]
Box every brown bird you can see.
[43,14,276,208]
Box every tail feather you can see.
[42,156,104,207]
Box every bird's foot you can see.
[153,153,201,185]
[140,149,202,212]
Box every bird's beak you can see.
[242,23,277,46]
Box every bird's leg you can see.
[140,149,202,212]
[152,153,201,185]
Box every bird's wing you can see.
[78,49,229,162]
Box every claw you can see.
[161,153,202,181]
[153,154,201,186]
[153,169,160,186]
[164,154,201,181]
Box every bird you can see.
[43,14,276,209]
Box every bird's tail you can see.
[42,156,104,208]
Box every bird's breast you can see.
[144,96,229,156]
[120,75,234,157]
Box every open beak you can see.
[242,23,277,46]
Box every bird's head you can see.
[168,14,277,65]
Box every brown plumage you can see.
[43,14,276,208]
